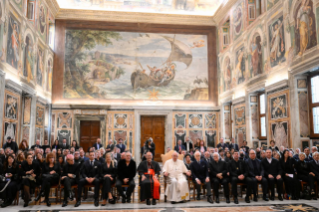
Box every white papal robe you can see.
[163,158,189,202]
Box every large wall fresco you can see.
[63,30,209,101]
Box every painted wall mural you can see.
[294,0,317,56]
[234,103,245,146]
[249,33,263,77]
[269,15,286,68]
[232,1,244,41]
[267,0,279,11]
[47,57,53,92]
[224,111,231,139]
[36,44,44,87]
[235,127,246,148]
[6,13,21,70]
[234,46,246,86]
[175,129,186,143]
[251,104,258,139]
[271,121,288,147]
[23,96,31,124]
[63,30,209,100]
[23,33,35,83]
[223,56,231,91]
[270,93,288,120]
[234,105,245,125]
[37,1,47,42]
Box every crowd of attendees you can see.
[1,135,319,208]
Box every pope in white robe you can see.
[163,152,191,202]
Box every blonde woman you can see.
[101,153,116,205]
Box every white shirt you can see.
[267,158,272,164]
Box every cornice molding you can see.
[213,0,237,24]
[45,0,60,18]
[265,79,288,93]
[55,9,216,26]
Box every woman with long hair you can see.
[19,139,29,151]
[51,139,60,150]
[58,155,64,167]
[35,153,61,206]
[36,152,45,170]
[71,140,79,150]
[199,140,207,154]
[280,149,300,200]
[0,154,19,207]
[57,148,62,157]
[101,153,116,205]
[194,138,201,148]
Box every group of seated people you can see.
[1,135,319,208]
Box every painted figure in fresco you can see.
[269,19,285,66]
[271,96,287,119]
[6,17,20,68]
[47,59,52,92]
[234,49,245,85]
[296,0,317,56]
[5,96,17,119]
[39,5,46,34]
[37,48,44,86]
[233,6,242,34]
[4,123,16,142]
[250,35,262,77]
[224,57,231,90]
[24,36,34,83]
[273,122,288,148]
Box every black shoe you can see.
[62,200,68,207]
[278,195,283,201]
[152,199,156,205]
[35,192,42,202]
[216,197,219,203]
[122,196,126,203]
[146,199,151,205]
[75,201,81,207]
[197,194,201,200]
[171,201,176,204]
[226,196,230,203]
[253,195,258,202]
[245,196,250,203]
[1,199,12,208]
[270,196,275,201]
[94,199,99,207]
[263,195,269,201]
[45,199,51,207]
[127,198,131,203]
[109,198,116,204]
[23,201,29,207]
[234,197,238,204]
[207,196,213,204]
[69,192,74,201]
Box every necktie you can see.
[97,144,99,149]
[91,161,94,166]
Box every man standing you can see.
[229,138,239,151]
[217,138,228,150]
[190,152,213,203]
[174,140,185,154]
[137,152,161,205]
[163,151,191,203]
[148,138,156,157]
[209,152,230,203]
[105,139,114,153]
[31,139,42,150]
[241,140,249,154]
[61,154,80,207]
[246,149,269,201]
[183,137,193,153]
[76,151,101,207]
[261,149,283,201]
[61,138,70,150]
[2,136,18,154]
[116,152,136,203]
[229,150,250,204]
[116,138,126,153]
[93,138,103,150]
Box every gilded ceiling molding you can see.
[213,0,238,24]
[55,9,216,26]
[45,0,60,18]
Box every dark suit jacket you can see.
[183,142,193,152]
[116,144,126,153]
[309,160,319,179]
[93,143,103,150]
[229,159,247,177]
[209,160,227,178]
[61,143,70,150]
[246,158,264,177]
[305,154,314,162]
[117,159,136,182]
[62,163,80,181]
[217,143,229,150]
[229,143,239,151]
[81,160,101,179]
[261,157,282,177]
[190,159,209,181]
[81,156,89,162]
[51,144,60,150]
[98,157,105,164]
[106,144,115,152]
[31,144,42,150]
[268,146,279,151]
[280,157,296,174]
[174,145,186,152]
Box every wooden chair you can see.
[300,181,318,197]
[137,175,161,203]
[13,191,20,205]
[38,184,60,204]
[192,181,207,200]
[59,184,78,203]
[229,182,244,198]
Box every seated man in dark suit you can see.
[309,152,319,185]
[190,151,213,203]
[304,147,313,162]
[229,138,239,151]
[262,149,283,201]
[246,149,268,201]
[31,139,42,150]
[174,140,185,154]
[75,151,101,207]
[229,150,251,204]
[95,150,105,163]
[93,138,103,150]
[105,139,115,153]
[216,138,228,150]
[209,152,229,203]
[183,137,194,153]
[61,139,70,150]
[116,138,126,153]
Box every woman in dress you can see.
[101,153,116,205]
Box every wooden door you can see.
[141,116,165,162]
[80,121,100,152]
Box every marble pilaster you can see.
[0,69,6,144]
[29,94,37,145]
